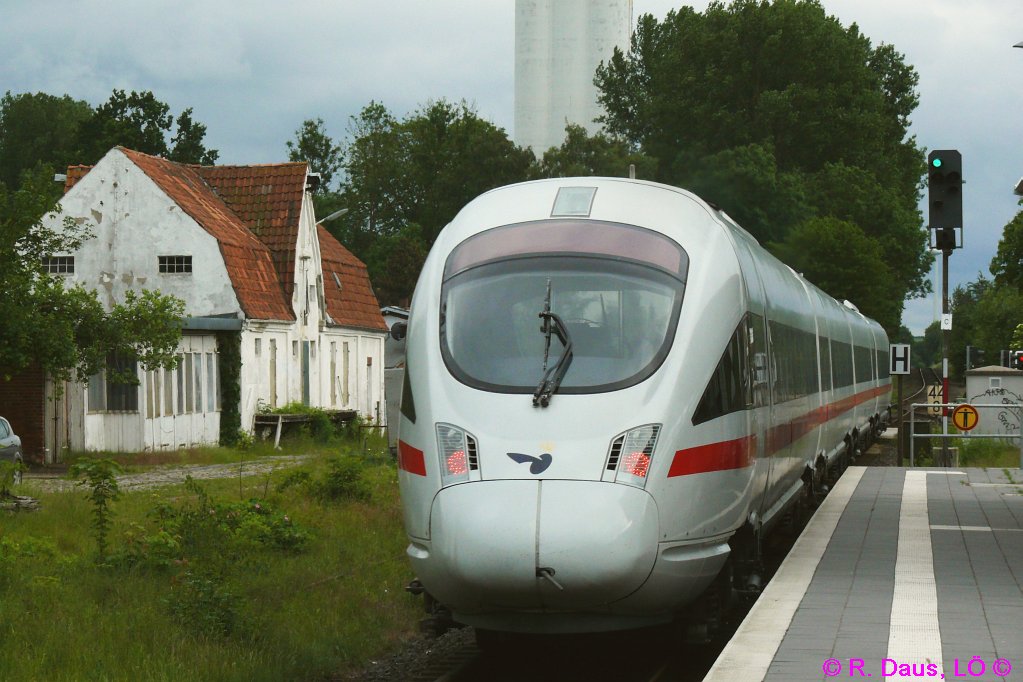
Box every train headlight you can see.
[436,423,479,487]
[608,424,661,489]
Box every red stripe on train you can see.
[397,440,427,476]
[670,382,891,477]
[668,436,757,477]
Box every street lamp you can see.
[321,208,349,223]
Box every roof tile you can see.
[318,226,387,332]
[197,163,308,303]
[118,148,294,321]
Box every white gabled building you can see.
[33,147,388,455]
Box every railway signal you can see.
[929,148,962,466]
[928,149,962,251]
[1013,350,1023,370]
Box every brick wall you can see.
[0,366,46,463]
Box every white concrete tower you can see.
[515,0,633,155]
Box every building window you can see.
[342,341,350,406]
[42,256,74,274]
[991,377,1002,389]
[193,352,203,413]
[86,352,139,413]
[163,366,173,417]
[184,353,193,414]
[330,342,338,407]
[206,352,216,412]
[146,370,161,418]
[159,255,192,273]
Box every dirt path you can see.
[21,455,312,493]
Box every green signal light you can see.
[932,158,943,168]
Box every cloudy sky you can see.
[3,0,1022,334]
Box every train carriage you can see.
[395,178,890,635]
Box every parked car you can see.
[0,416,23,486]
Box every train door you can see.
[726,230,773,520]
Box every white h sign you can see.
[890,343,911,375]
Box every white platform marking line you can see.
[703,466,866,682]
[886,471,943,678]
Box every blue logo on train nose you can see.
[507,452,553,474]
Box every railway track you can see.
[896,366,946,421]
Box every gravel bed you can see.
[21,455,313,493]
[340,627,477,681]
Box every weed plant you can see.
[0,445,419,681]
[953,435,1022,468]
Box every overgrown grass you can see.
[953,436,1023,468]
[56,418,387,474]
[0,445,419,681]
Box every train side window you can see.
[819,336,832,392]
[853,345,872,384]
[767,320,817,403]
[832,340,854,388]
[877,349,889,380]
[693,319,749,425]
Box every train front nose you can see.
[411,480,659,614]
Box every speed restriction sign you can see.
[951,404,979,432]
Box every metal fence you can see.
[909,401,1023,468]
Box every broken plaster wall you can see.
[43,148,241,317]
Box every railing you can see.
[908,401,1023,468]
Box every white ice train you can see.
[394,178,890,636]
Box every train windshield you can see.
[440,220,687,394]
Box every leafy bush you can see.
[166,570,239,638]
[106,477,309,574]
[276,455,370,502]
[109,523,182,571]
[316,456,370,502]
[234,428,255,450]
[155,478,311,562]
[0,536,77,588]
[268,402,351,443]
[68,458,122,561]
[0,460,23,496]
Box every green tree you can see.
[0,167,184,384]
[338,100,537,304]
[337,101,403,258]
[946,274,1004,379]
[75,89,173,162]
[682,142,811,245]
[75,90,218,166]
[169,108,219,165]
[770,216,900,330]
[363,224,429,307]
[989,208,1023,289]
[286,118,343,190]
[969,285,1023,376]
[0,91,92,190]
[917,321,941,369]
[539,123,656,179]
[595,0,930,329]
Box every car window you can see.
[0,419,9,438]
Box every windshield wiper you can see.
[533,279,573,408]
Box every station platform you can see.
[705,466,1023,681]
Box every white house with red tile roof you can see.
[33,147,387,454]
